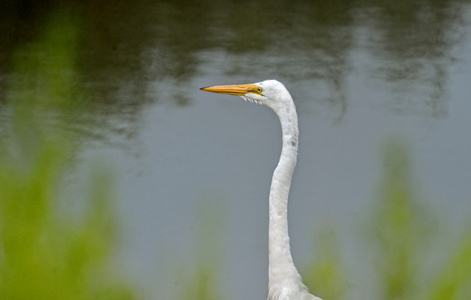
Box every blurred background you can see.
[1,0,470,299]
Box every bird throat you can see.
[267,109,304,294]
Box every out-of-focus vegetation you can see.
[179,201,225,300]
[303,225,346,299]
[369,140,431,300]
[367,139,471,300]
[1,1,470,299]
[0,8,135,300]
[301,139,471,300]
[173,138,471,300]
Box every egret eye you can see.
[257,87,263,93]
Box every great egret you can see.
[201,80,323,300]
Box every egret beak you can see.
[200,84,260,96]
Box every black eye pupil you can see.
[258,88,261,92]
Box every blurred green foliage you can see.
[428,230,471,299]
[303,225,346,300]
[367,139,471,300]
[300,138,471,300]
[179,200,225,300]
[174,142,471,300]
[0,8,135,300]
[370,139,430,299]
[1,2,470,300]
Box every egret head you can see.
[200,79,293,113]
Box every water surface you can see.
[1,1,471,299]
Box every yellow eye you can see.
[257,87,263,93]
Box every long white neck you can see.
[267,100,308,299]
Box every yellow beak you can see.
[200,84,260,96]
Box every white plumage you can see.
[201,80,323,300]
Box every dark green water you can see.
[1,1,470,299]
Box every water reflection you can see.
[1,1,470,299]
[360,0,467,117]
[1,1,468,120]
